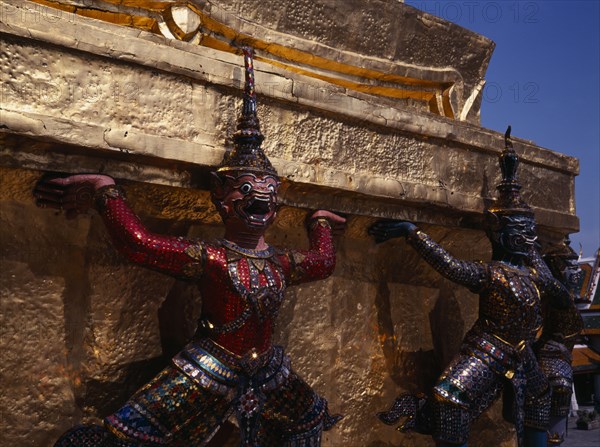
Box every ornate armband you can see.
[94,184,126,211]
[307,216,332,231]
[286,251,307,283]
[182,242,206,279]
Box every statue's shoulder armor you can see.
[488,261,530,279]
[181,239,227,279]
[178,239,205,279]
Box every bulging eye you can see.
[267,183,276,193]
[239,182,253,194]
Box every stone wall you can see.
[0,1,578,446]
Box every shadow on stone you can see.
[429,282,465,368]
[79,356,168,416]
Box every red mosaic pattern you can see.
[97,189,336,357]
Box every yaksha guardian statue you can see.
[536,240,583,445]
[369,128,574,447]
[36,48,345,447]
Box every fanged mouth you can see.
[516,234,538,247]
[245,198,270,216]
[242,197,274,224]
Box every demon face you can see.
[545,253,583,292]
[211,172,279,230]
[561,257,583,291]
[487,212,538,257]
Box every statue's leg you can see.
[431,351,503,446]
[258,365,341,447]
[523,352,551,447]
[523,428,547,447]
[546,416,567,445]
[430,399,471,447]
[104,363,231,445]
[435,441,467,447]
[543,386,570,446]
[54,425,136,447]
[537,344,573,446]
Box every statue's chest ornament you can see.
[200,241,286,334]
[502,268,540,309]
[228,255,285,323]
[482,266,542,333]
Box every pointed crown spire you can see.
[487,126,533,216]
[217,47,278,177]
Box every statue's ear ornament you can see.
[209,171,226,200]
[485,125,534,218]
[217,47,278,178]
[484,210,501,232]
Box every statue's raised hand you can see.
[309,210,347,236]
[34,173,115,219]
[369,220,417,243]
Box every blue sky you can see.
[406,0,600,257]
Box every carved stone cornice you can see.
[22,0,496,120]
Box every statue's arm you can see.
[34,174,205,279]
[95,184,205,278]
[369,220,488,292]
[282,211,345,285]
[528,248,572,310]
[405,228,488,292]
[543,301,584,342]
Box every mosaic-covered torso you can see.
[96,186,335,357]
[194,243,285,355]
[476,262,543,347]
[193,239,333,355]
[406,229,570,352]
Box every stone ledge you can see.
[0,1,579,174]
[0,134,580,235]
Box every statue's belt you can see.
[172,339,291,396]
[466,331,531,380]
